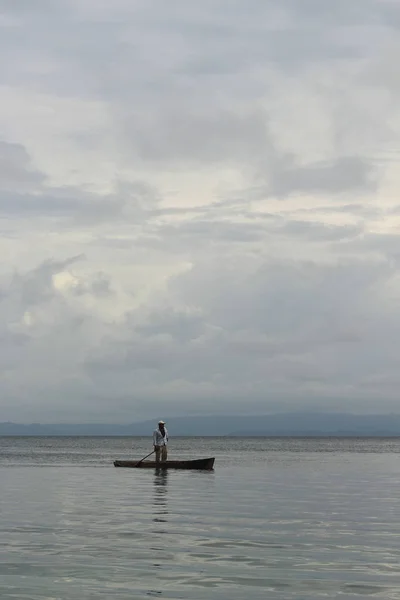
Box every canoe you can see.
[113,457,215,470]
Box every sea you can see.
[1,437,400,600]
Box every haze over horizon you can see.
[1,1,400,423]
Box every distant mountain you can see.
[2,413,400,436]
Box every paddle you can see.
[134,449,156,467]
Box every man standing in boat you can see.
[153,420,168,463]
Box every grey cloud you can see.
[79,251,400,415]
[1,247,400,420]
[71,271,114,298]
[136,308,205,343]
[85,333,183,375]
[276,220,363,242]
[65,180,159,225]
[7,255,84,307]
[147,217,362,256]
[0,0,378,107]
[0,1,391,185]
[295,203,381,219]
[0,180,160,225]
[340,232,400,265]
[0,140,160,228]
[0,0,399,420]
[268,156,376,198]
[0,256,111,389]
[0,141,45,192]
[87,274,112,297]
[122,103,376,193]
[169,256,393,336]
[0,0,56,13]
[285,0,393,26]
[0,190,88,216]
[158,219,269,244]
[121,108,268,166]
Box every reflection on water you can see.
[153,468,168,523]
[152,470,169,568]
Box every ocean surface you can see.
[1,437,400,600]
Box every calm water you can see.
[1,437,400,599]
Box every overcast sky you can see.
[1,0,399,423]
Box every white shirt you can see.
[153,427,168,446]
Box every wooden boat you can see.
[113,457,215,470]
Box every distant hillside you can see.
[2,413,400,436]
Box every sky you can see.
[1,0,400,423]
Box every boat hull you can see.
[113,457,215,470]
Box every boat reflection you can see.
[152,468,168,523]
[151,469,169,566]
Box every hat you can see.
[158,420,165,425]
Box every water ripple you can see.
[1,437,400,598]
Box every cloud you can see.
[121,108,269,167]
[0,141,45,191]
[0,145,160,225]
[267,156,377,197]
[79,252,400,419]
[0,0,399,422]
